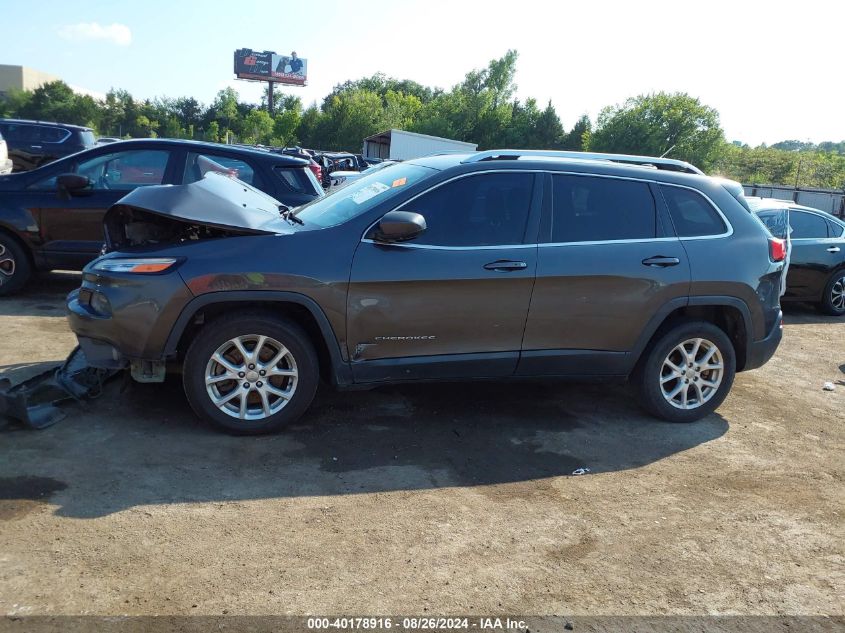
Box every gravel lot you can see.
[0,272,842,619]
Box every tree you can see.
[204,121,221,143]
[242,109,275,145]
[589,92,724,170]
[532,101,565,148]
[382,90,422,130]
[273,109,300,146]
[296,105,322,148]
[317,89,385,151]
[562,115,591,151]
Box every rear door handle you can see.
[827,247,841,253]
[484,260,527,272]
[642,256,681,267]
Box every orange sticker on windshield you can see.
[392,177,407,187]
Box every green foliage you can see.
[590,92,724,170]
[242,109,275,145]
[713,144,845,189]
[1,65,842,189]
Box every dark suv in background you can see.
[749,197,845,316]
[0,119,96,172]
[0,138,323,294]
[66,149,786,434]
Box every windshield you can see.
[295,163,435,228]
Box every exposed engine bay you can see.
[100,173,296,251]
[103,206,258,251]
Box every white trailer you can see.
[363,129,477,161]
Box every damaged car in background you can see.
[0,138,323,295]
[59,150,786,435]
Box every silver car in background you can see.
[0,130,12,174]
[329,160,397,189]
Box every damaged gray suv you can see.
[66,150,786,434]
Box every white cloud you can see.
[58,22,132,46]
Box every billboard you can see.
[234,48,307,86]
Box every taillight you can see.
[769,237,786,262]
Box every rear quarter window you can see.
[78,130,96,147]
[37,126,71,143]
[273,166,317,194]
[660,185,728,237]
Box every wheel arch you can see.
[0,223,36,268]
[165,291,353,386]
[631,297,752,372]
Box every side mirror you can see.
[57,173,91,199]
[369,210,427,243]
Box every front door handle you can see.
[484,260,527,272]
[642,256,681,267]
[827,247,841,253]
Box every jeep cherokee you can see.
[66,150,786,434]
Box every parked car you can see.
[66,149,785,434]
[0,119,96,172]
[311,151,361,188]
[272,147,323,185]
[0,138,323,294]
[330,160,397,188]
[0,130,12,175]
[96,136,122,145]
[748,197,845,315]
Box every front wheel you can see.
[0,234,32,296]
[819,272,845,316]
[183,313,319,435]
[636,321,736,423]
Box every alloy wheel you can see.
[204,334,298,421]
[0,243,16,285]
[660,338,724,410]
[831,276,845,311]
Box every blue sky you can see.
[3,0,842,146]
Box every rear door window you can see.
[660,185,727,237]
[789,211,829,239]
[551,175,656,242]
[77,149,170,191]
[827,219,845,238]
[184,152,259,187]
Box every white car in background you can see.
[0,130,12,174]
[329,160,396,189]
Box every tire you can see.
[635,321,736,423]
[818,271,845,316]
[182,312,319,435]
[0,233,32,296]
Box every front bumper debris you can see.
[0,346,121,429]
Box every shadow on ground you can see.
[0,271,81,317]
[0,374,729,519]
[782,302,844,326]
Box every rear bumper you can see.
[743,310,783,371]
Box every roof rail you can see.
[461,149,704,175]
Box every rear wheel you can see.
[0,233,31,296]
[819,272,845,316]
[183,313,319,435]
[636,321,736,423]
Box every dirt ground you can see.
[0,272,842,619]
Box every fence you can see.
[742,184,845,219]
